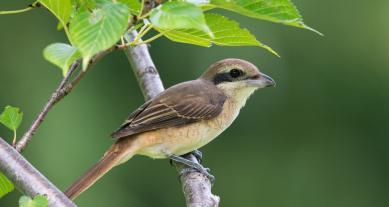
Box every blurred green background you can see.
[1,0,389,206]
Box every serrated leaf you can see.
[38,0,73,25]
[43,43,81,76]
[209,0,321,34]
[0,106,23,132]
[0,172,14,198]
[19,195,48,207]
[119,0,142,15]
[150,2,213,38]
[159,13,278,56]
[70,2,129,69]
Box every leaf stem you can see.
[138,32,164,44]
[0,6,34,15]
[139,0,146,16]
[12,130,16,147]
[132,24,153,44]
[0,1,39,15]
[63,26,74,45]
[138,10,153,19]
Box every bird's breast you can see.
[136,99,241,158]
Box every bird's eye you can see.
[230,69,243,78]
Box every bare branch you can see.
[59,46,116,96]
[123,30,220,207]
[0,137,76,207]
[124,32,164,99]
[15,62,79,152]
[177,154,220,207]
[15,47,115,152]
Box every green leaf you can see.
[38,0,73,25]
[185,0,215,9]
[0,106,23,132]
[208,0,321,34]
[150,2,213,38]
[0,172,14,198]
[159,13,278,56]
[69,2,129,69]
[75,0,97,8]
[119,0,142,15]
[19,195,49,207]
[43,43,81,76]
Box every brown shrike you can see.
[65,58,275,199]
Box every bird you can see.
[65,58,276,199]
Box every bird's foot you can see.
[169,154,215,184]
[169,150,202,165]
[183,149,203,163]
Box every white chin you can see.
[217,82,257,107]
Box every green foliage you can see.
[2,0,318,74]
[0,172,14,198]
[119,0,142,15]
[159,13,278,56]
[208,0,321,34]
[38,0,73,29]
[0,106,23,141]
[150,2,213,37]
[19,195,49,207]
[43,43,81,76]
[69,2,129,69]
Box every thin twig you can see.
[59,46,115,96]
[0,137,76,207]
[124,30,220,207]
[15,62,79,152]
[15,46,116,152]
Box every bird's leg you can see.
[169,154,215,184]
[170,150,202,165]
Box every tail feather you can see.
[65,140,136,200]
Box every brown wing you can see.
[111,79,226,139]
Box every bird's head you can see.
[200,58,275,106]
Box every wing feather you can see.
[111,80,226,139]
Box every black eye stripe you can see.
[213,73,232,84]
[213,69,245,84]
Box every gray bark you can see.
[0,138,76,207]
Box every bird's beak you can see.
[246,73,276,88]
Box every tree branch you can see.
[15,62,79,152]
[123,31,220,207]
[124,32,164,99]
[0,137,76,207]
[177,154,220,207]
[15,47,115,152]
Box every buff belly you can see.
[135,99,240,159]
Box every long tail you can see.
[65,139,136,200]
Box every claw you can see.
[178,166,215,184]
[169,159,173,166]
[191,150,203,164]
[183,150,203,164]
[169,154,215,185]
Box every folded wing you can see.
[111,80,226,139]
